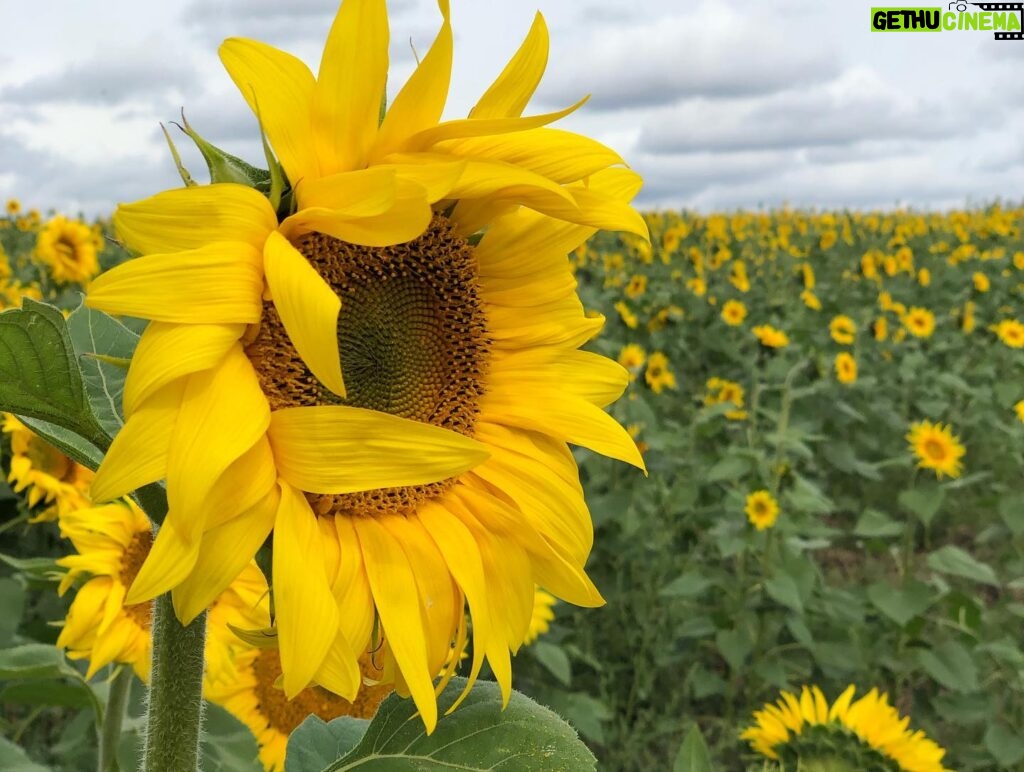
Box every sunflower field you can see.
[1,197,1022,772]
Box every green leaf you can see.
[984,723,1024,767]
[0,553,61,584]
[673,724,714,772]
[530,640,572,686]
[16,416,105,471]
[0,299,108,451]
[703,455,751,484]
[660,572,713,598]
[66,302,139,439]
[285,716,367,772]
[324,677,596,771]
[0,578,24,646]
[0,736,50,772]
[867,580,934,626]
[0,644,78,680]
[0,680,94,710]
[898,487,945,527]
[916,640,979,692]
[998,495,1024,536]
[927,545,999,586]
[764,574,803,613]
[200,702,262,772]
[715,629,752,672]
[854,508,904,539]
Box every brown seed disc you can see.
[120,529,153,628]
[246,214,490,517]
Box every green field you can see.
[1,203,1023,770]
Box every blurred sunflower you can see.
[1015,400,1024,423]
[917,267,930,286]
[206,640,392,772]
[615,300,639,329]
[800,289,822,311]
[5,198,21,216]
[35,215,100,284]
[523,587,557,645]
[721,299,747,326]
[704,377,747,421]
[907,420,964,479]
[834,352,857,385]
[2,414,92,521]
[992,318,1024,348]
[741,685,949,772]
[745,490,779,531]
[86,0,646,731]
[752,324,789,349]
[901,307,935,339]
[57,501,154,679]
[644,351,677,394]
[872,317,888,342]
[972,271,990,293]
[624,274,646,299]
[829,315,856,345]
[960,301,977,334]
[617,343,646,377]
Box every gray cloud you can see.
[0,45,199,106]
[638,68,978,155]
[538,7,839,111]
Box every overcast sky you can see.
[1,0,1022,216]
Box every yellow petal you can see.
[125,519,198,603]
[268,405,488,494]
[165,346,270,546]
[407,97,587,152]
[91,381,184,503]
[490,348,629,408]
[113,184,277,256]
[263,231,345,398]
[333,516,376,656]
[203,437,278,532]
[123,322,244,418]
[480,389,644,471]
[218,38,318,185]
[353,516,437,732]
[171,487,278,625]
[372,0,452,160]
[470,12,548,119]
[274,481,339,697]
[293,166,397,215]
[279,196,433,249]
[86,243,264,324]
[438,129,624,184]
[312,0,388,174]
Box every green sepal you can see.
[160,123,197,187]
[175,112,272,191]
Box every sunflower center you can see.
[25,436,71,481]
[252,649,392,735]
[247,214,490,518]
[119,529,153,629]
[922,438,947,461]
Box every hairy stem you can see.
[97,666,133,772]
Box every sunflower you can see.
[5,198,20,216]
[741,685,950,771]
[829,315,856,345]
[800,290,822,311]
[906,420,965,479]
[686,277,707,297]
[523,587,556,645]
[992,318,1024,348]
[834,352,857,385]
[960,301,976,334]
[35,215,101,284]
[1015,400,1024,423]
[85,0,646,731]
[917,267,930,286]
[57,501,154,679]
[752,324,790,349]
[206,644,392,772]
[721,299,747,326]
[645,351,677,394]
[745,490,779,531]
[624,274,646,299]
[617,343,646,376]
[972,271,989,292]
[901,307,935,339]
[615,300,639,329]
[704,377,747,421]
[3,414,92,521]
[873,316,888,342]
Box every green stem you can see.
[143,594,207,772]
[98,666,133,772]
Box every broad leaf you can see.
[321,677,596,771]
[0,299,108,451]
[867,580,934,626]
[927,546,999,586]
[916,640,979,693]
[286,716,367,772]
[0,644,80,681]
[898,487,944,527]
[673,724,714,772]
[0,736,49,772]
[66,301,139,439]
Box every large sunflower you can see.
[85,0,646,731]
